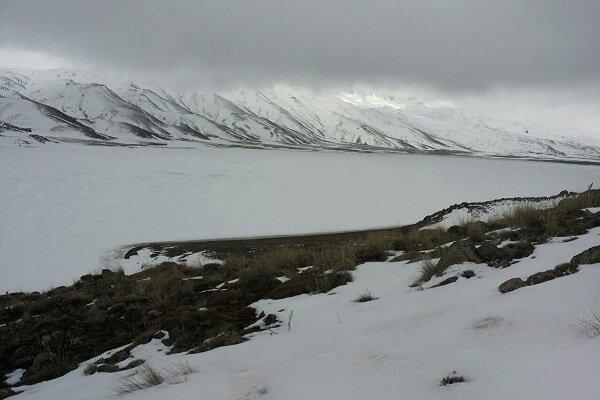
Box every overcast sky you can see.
[1,0,599,136]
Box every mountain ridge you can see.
[1,68,600,161]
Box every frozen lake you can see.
[1,144,599,292]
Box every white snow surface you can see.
[11,227,600,400]
[1,144,599,292]
[5,368,25,385]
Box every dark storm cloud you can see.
[1,0,599,91]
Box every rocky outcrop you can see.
[571,245,600,265]
[499,262,579,293]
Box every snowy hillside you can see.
[1,68,599,161]
[3,192,600,400]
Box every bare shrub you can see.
[577,304,600,338]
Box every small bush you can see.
[224,252,249,269]
[400,228,450,251]
[254,247,313,273]
[309,271,353,293]
[353,291,377,303]
[353,233,391,263]
[501,204,543,228]
[466,222,486,243]
[313,244,357,271]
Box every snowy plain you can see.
[1,143,599,292]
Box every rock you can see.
[526,271,555,285]
[100,269,115,277]
[499,277,525,293]
[148,309,162,318]
[571,245,600,265]
[447,225,467,235]
[475,242,504,262]
[104,349,131,364]
[96,364,120,373]
[440,373,465,386]
[80,274,100,282]
[83,364,98,375]
[120,359,145,370]
[0,388,18,399]
[31,352,50,369]
[504,241,535,260]
[263,313,278,325]
[437,242,482,270]
[431,276,459,288]
[461,270,476,279]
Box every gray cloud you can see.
[1,0,599,92]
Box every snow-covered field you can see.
[1,144,599,292]
[11,225,600,400]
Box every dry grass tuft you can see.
[113,364,165,395]
[113,360,197,395]
[353,291,377,303]
[501,204,542,228]
[415,258,445,285]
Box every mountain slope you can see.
[1,68,599,161]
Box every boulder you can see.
[475,242,504,262]
[489,259,511,269]
[571,245,600,265]
[431,276,459,288]
[504,241,534,260]
[526,271,555,285]
[437,242,482,270]
[461,270,476,279]
[96,364,120,373]
[499,277,525,293]
[263,313,278,325]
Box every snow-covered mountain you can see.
[1,68,599,161]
